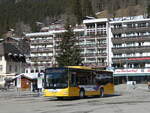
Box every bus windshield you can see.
[44,68,68,89]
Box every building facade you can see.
[81,18,109,67]
[0,37,29,79]
[110,18,150,83]
[25,32,55,73]
[25,16,150,83]
[25,18,109,73]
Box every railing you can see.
[84,62,107,67]
[111,27,150,34]
[31,47,53,53]
[79,44,106,48]
[82,53,107,57]
[112,46,150,54]
[30,63,52,66]
[31,40,53,44]
[81,35,107,39]
[112,35,150,44]
[31,56,52,62]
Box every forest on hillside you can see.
[0,0,150,37]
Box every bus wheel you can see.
[57,97,63,100]
[79,90,85,99]
[100,88,104,98]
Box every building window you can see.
[9,65,12,72]
[26,70,28,73]
[0,65,2,72]
[40,70,44,73]
[15,65,17,72]
[31,70,34,73]
[36,70,39,73]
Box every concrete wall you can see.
[0,56,7,74]
[6,61,25,75]
[0,55,25,78]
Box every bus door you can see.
[69,71,79,96]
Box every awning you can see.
[113,73,150,77]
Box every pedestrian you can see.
[32,81,36,92]
[132,81,136,89]
[147,81,150,90]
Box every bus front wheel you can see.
[57,97,63,100]
[79,90,85,99]
[100,88,104,98]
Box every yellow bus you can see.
[43,66,114,99]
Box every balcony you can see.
[97,53,107,56]
[112,58,128,64]
[112,56,150,64]
[81,35,107,39]
[97,62,107,67]
[31,47,53,53]
[31,40,53,45]
[31,63,52,67]
[80,44,95,48]
[111,27,150,34]
[82,53,107,57]
[112,35,150,44]
[80,43,107,49]
[112,46,150,54]
[84,62,107,67]
[31,56,52,62]
[97,44,107,48]
[81,53,96,57]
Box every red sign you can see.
[128,57,150,60]
[115,68,150,74]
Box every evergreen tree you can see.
[0,0,65,36]
[56,21,82,67]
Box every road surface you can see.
[0,84,150,113]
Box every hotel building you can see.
[110,18,150,83]
[25,18,109,73]
[25,16,150,83]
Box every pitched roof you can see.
[15,73,44,80]
[4,43,23,55]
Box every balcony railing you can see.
[30,63,52,67]
[82,53,107,57]
[31,47,53,53]
[31,56,52,62]
[81,35,107,39]
[31,40,53,44]
[111,27,150,34]
[80,44,107,49]
[112,35,150,44]
[112,57,128,64]
[112,46,150,54]
[84,62,107,67]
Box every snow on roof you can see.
[110,18,150,24]
[25,32,53,37]
[83,18,108,24]
[15,73,44,79]
[25,29,84,37]
[110,16,150,24]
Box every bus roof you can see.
[45,66,113,73]
[66,66,94,70]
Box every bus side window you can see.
[71,73,77,87]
